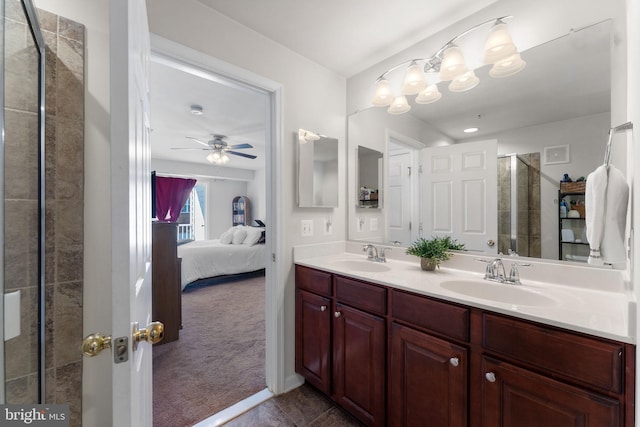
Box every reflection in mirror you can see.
[357,146,383,208]
[348,20,615,265]
[297,129,339,208]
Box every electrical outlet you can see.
[301,220,314,237]
[370,218,378,232]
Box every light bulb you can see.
[402,62,427,95]
[206,152,216,163]
[483,21,518,64]
[221,152,230,163]
[439,46,467,81]
[387,96,411,114]
[415,84,442,104]
[448,70,479,92]
[489,53,526,78]
[371,78,394,106]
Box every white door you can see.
[423,140,498,253]
[387,150,412,245]
[110,1,154,425]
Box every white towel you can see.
[585,164,629,265]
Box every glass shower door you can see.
[2,0,46,404]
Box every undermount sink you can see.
[330,259,390,273]
[440,280,557,307]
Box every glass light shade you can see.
[489,53,526,78]
[483,22,518,64]
[415,84,442,104]
[448,70,479,92]
[221,152,230,164]
[206,152,217,163]
[402,62,427,95]
[387,96,411,114]
[439,46,467,81]
[371,78,394,106]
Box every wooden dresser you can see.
[152,222,182,344]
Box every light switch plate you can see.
[301,220,313,237]
[323,218,333,235]
[370,218,378,231]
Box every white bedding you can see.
[177,239,266,289]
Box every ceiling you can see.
[149,2,610,171]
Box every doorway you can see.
[148,41,274,426]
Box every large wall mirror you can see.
[348,19,618,265]
[297,129,339,208]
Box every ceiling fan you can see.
[172,134,257,164]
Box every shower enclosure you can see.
[1,0,46,403]
[497,153,541,258]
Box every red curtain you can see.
[155,176,197,222]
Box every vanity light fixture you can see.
[463,127,479,133]
[371,16,526,114]
[298,129,321,144]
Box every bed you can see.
[178,239,267,290]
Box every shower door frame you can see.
[0,0,47,403]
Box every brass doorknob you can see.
[81,333,112,357]
[132,321,164,350]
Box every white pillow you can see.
[232,228,248,245]
[219,231,233,245]
[243,227,263,246]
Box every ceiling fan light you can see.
[387,96,411,115]
[448,70,479,92]
[372,78,394,106]
[415,84,442,104]
[206,152,217,163]
[439,46,467,81]
[402,62,427,95]
[483,21,518,64]
[489,53,526,78]
[221,152,230,164]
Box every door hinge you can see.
[272,253,276,262]
[408,166,412,176]
[409,221,412,231]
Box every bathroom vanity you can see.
[294,252,635,427]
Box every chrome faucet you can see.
[476,257,531,285]
[363,244,390,262]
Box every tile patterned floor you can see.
[223,383,364,426]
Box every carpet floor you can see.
[153,272,266,427]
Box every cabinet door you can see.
[333,303,386,427]
[295,290,331,394]
[482,357,621,427]
[389,322,468,427]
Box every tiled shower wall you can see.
[4,2,84,426]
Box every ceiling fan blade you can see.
[228,143,254,150]
[227,150,257,159]
[170,147,211,150]
[185,136,210,147]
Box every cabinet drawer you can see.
[483,313,624,393]
[335,275,386,316]
[391,290,469,342]
[295,265,332,296]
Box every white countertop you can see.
[294,248,636,344]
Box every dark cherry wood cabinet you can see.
[295,289,331,394]
[389,322,468,427]
[482,357,621,427]
[294,264,635,427]
[152,222,182,344]
[333,302,385,426]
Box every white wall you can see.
[146,0,347,393]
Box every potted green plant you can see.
[405,236,465,271]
